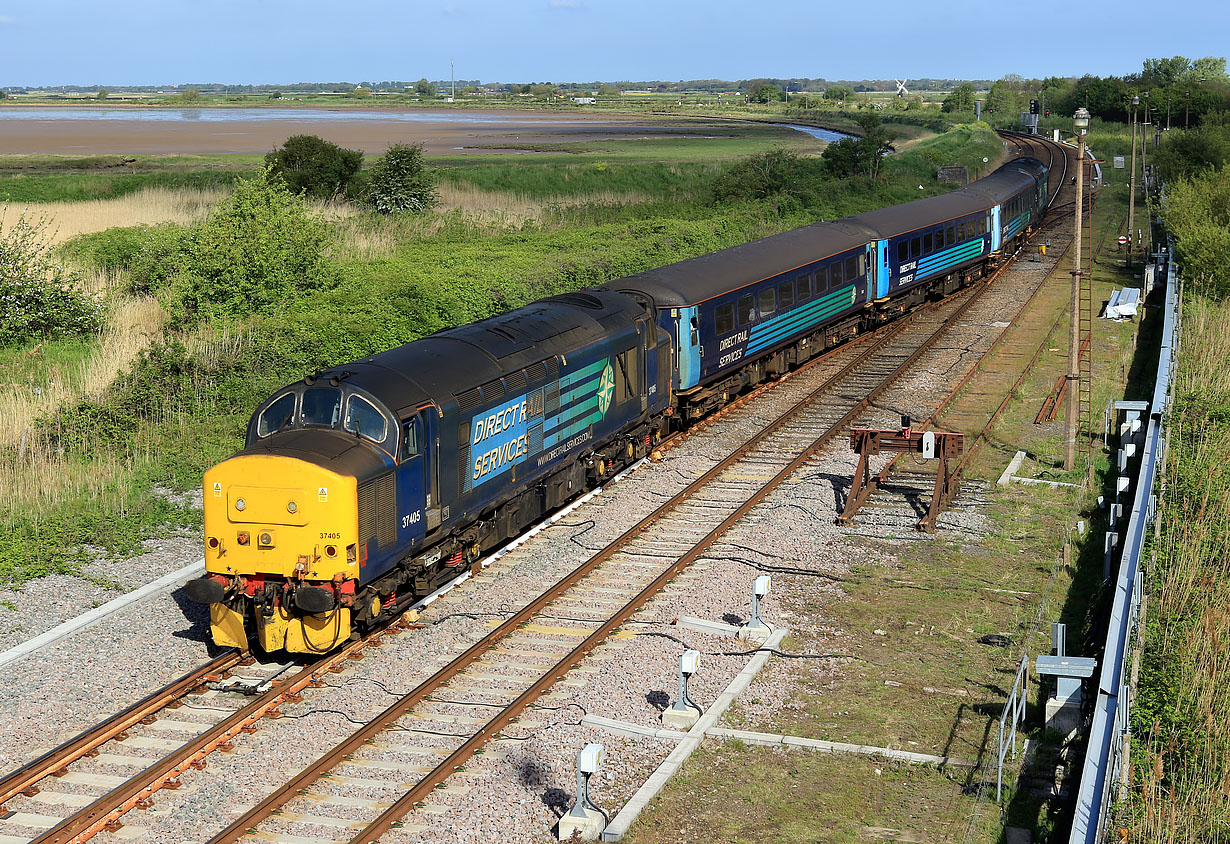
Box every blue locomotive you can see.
[186,156,1049,653]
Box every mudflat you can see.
[0,107,724,156]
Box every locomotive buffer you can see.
[837,417,964,533]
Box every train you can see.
[185,155,1050,654]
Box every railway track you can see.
[189,277,1019,844]
[0,146,1071,844]
[839,135,1094,527]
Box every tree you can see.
[0,211,102,346]
[822,112,895,180]
[364,144,437,214]
[712,148,825,204]
[942,83,976,113]
[414,78,437,97]
[749,83,783,104]
[178,87,202,103]
[265,134,363,201]
[96,87,109,101]
[823,85,855,102]
[347,87,372,99]
[598,84,621,98]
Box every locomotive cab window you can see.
[400,417,421,460]
[778,280,794,309]
[759,288,776,316]
[344,394,389,444]
[716,304,735,335]
[737,294,756,326]
[257,392,296,437]
[302,388,341,428]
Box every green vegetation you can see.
[0,120,1022,589]
[362,143,437,214]
[0,211,102,347]
[265,134,364,201]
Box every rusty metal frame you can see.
[837,427,965,532]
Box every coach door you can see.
[676,306,701,390]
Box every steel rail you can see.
[30,623,412,844]
[0,650,244,807]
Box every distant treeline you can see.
[2,77,993,97]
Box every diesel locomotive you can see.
[186,156,1050,653]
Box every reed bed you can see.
[0,186,225,244]
[1130,295,1230,840]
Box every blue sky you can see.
[0,0,1224,87]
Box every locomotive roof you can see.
[610,219,878,308]
[608,157,1048,309]
[305,290,643,418]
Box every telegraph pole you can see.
[1066,108,1091,472]
[1127,95,1138,269]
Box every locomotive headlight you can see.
[286,500,298,514]
[235,498,247,511]
[258,531,275,548]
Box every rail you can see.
[1067,242,1180,843]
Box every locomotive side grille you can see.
[375,474,396,548]
[459,420,473,494]
[526,360,548,384]
[456,388,482,413]
[358,481,376,545]
[504,370,527,393]
[545,381,560,416]
[546,357,560,379]
[480,379,505,402]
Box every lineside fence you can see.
[1067,241,1181,843]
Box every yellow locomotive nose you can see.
[200,454,360,651]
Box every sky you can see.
[1,0,1226,88]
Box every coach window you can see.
[759,287,776,316]
[302,387,342,428]
[957,223,965,241]
[345,394,389,444]
[910,237,921,259]
[778,280,794,309]
[897,241,908,263]
[946,226,956,246]
[830,261,844,287]
[257,392,296,437]
[923,232,933,253]
[797,272,812,301]
[845,256,858,281]
[815,266,828,293]
[716,303,735,335]
[737,294,756,326]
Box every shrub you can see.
[170,169,339,323]
[711,148,827,207]
[265,134,364,201]
[0,210,102,347]
[60,223,185,294]
[364,144,437,214]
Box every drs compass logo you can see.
[597,361,615,415]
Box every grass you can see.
[1,186,224,244]
[1123,294,1230,841]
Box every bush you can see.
[60,223,185,294]
[364,144,437,214]
[711,148,827,208]
[265,134,363,201]
[0,211,103,347]
[170,169,339,323]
